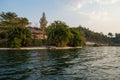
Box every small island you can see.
[0,12,85,49]
[0,12,120,50]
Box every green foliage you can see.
[108,32,113,38]
[18,17,29,27]
[111,33,120,45]
[8,26,32,48]
[0,26,12,31]
[0,12,29,27]
[31,39,42,46]
[0,31,8,39]
[0,12,18,26]
[47,21,72,47]
[0,40,8,48]
[47,21,85,47]
[39,12,48,41]
[0,12,17,21]
[11,37,21,48]
[40,12,48,30]
[3,11,120,47]
[68,28,85,47]
[77,26,109,44]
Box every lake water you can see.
[0,47,120,80]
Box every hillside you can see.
[76,26,109,45]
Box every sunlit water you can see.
[0,47,120,80]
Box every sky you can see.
[0,0,120,34]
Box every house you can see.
[28,27,47,39]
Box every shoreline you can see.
[0,46,82,50]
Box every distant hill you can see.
[74,26,109,45]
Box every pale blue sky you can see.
[0,0,120,34]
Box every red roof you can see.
[28,27,44,34]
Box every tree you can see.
[68,28,85,47]
[11,37,22,48]
[0,12,18,26]
[39,12,48,45]
[0,12,29,27]
[0,31,8,39]
[8,26,32,48]
[113,33,120,44]
[47,21,72,47]
[77,26,109,44]
[18,17,29,27]
[0,12,17,21]
[108,32,113,38]
[40,12,48,30]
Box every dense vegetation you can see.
[47,21,85,47]
[68,28,85,47]
[8,26,32,48]
[0,12,31,48]
[110,33,120,46]
[77,26,109,44]
[0,12,29,27]
[1,11,120,48]
[47,21,70,47]
[76,26,120,46]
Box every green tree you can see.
[40,12,48,31]
[11,37,22,48]
[47,21,72,47]
[18,17,29,27]
[113,33,120,45]
[0,12,18,26]
[77,26,109,44]
[108,32,113,38]
[0,12,29,27]
[8,26,32,48]
[0,31,8,39]
[68,28,85,47]
[39,12,48,41]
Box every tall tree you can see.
[39,12,47,39]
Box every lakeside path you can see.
[0,46,82,50]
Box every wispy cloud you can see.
[68,3,82,11]
[67,0,93,11]
[96,0,119,5]
[78,11,112,24]
[64,0,120,33]
[66,0,115,24]
[88,11,112,24]
[66,0,119,11]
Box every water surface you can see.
[0,47,120,80]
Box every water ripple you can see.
[0,47,120,80]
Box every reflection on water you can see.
[0,47,120,80]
